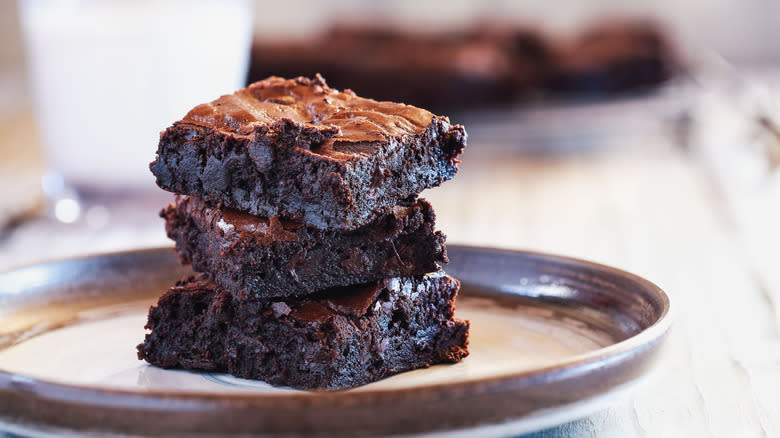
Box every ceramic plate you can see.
[0,246,670,437]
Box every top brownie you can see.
[150,75,467,230]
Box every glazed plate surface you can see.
[0,246,671,437]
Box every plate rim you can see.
[0,245,672,400]
[0,245,672,435]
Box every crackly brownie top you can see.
[177,75,441,157]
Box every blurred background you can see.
[2,0,778,258]
[3,0,780,67]
[0,1,779,436]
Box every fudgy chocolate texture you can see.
[150,75,467,230]
[137,273,470,390]
[162,195,447,299]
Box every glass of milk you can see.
[18,0,253,219]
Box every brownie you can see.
[247,21,679,110]
[546,21,677,95]
[162,195,447,299]
[247,25,551,110]
[137,273,470,390]
[150,75,467,230]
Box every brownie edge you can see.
[137,273,469,390]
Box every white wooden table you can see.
[1,77,778,437]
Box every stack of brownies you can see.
[137,75,470,390]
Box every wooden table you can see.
[1,76,778,437]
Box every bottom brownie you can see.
[137,273,469,390]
